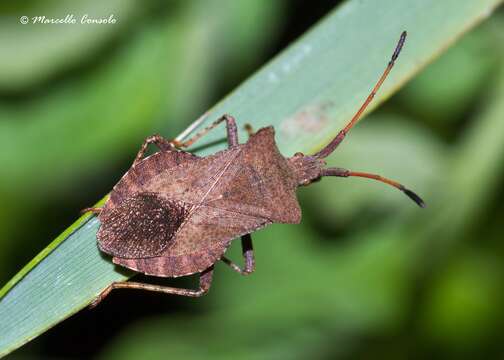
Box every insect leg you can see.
[321,167,425,207]
[244,123,254,137]
[313,32,407,159]
[80,207,102,215]
[221,234,255,275]
[132,134,176,166]
[172,114,239,149]
[88,266,214,308]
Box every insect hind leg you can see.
[89,266,214,308]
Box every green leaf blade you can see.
[0,217,124,355]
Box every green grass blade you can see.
[0,0,502,357]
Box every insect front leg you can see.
[173,114,239,149]
[221,234,255,275]
[89,266,214,308]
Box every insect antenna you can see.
[321,167,425,208]
[314,31,407,159]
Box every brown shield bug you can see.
[83,31,423,307]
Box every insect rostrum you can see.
[83,31,424,307]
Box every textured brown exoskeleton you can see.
[84,31,424,307]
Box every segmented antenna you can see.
[314,31,407,159]
[321,167,425,208]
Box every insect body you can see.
[84,31,424,307]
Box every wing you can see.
[113,204,271,277]
[97,192,188,258]
[203,127,301,223]
[106,150,198,210]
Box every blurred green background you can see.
[1,0,504,358]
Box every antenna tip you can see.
[403,188,426,208]
[391,31,407,62]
